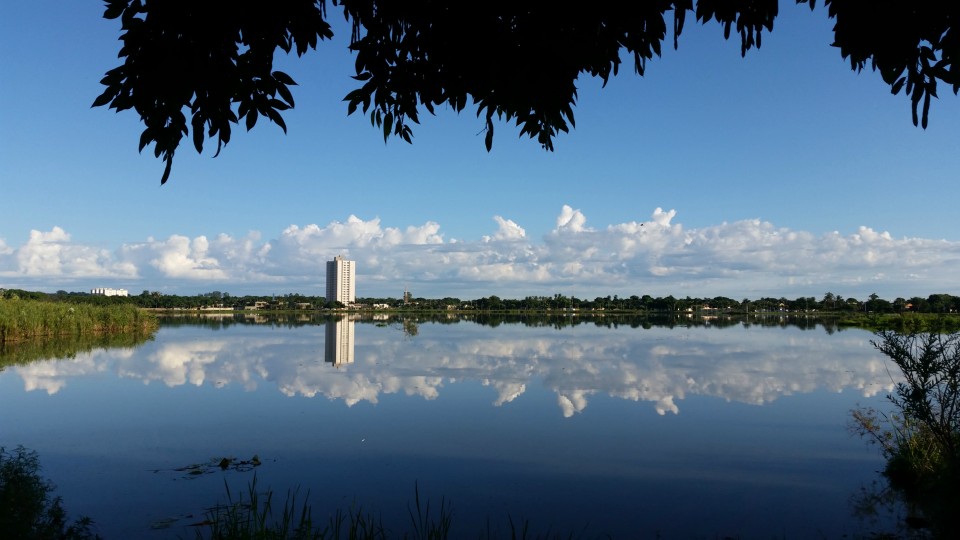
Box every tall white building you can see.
[325,255,355,305]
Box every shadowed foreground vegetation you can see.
[0,447,597,539]
[0,297,157,343]
[852,331,960,538]
[194,478,457,540]
[0,446,99,540]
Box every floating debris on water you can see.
[154,455,264,479]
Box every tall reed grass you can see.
[195,478,452,540]
[0,298,157,343]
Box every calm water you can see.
[1,315,905,538]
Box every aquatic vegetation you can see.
[152,456,264,480]
[193,476,422,540]
[194,476,327,540]
[0,446,100,539]
[0,298,157,343]
[851,331,960,537]
[192,477,610,540]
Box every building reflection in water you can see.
[325,317,355,368]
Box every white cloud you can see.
[554,205,589,233]
[114,231,276,286]
[278,215,443,254]
[18,227,71,275]
[149,235,227,279]
[0,227,137,281]
[483,216,526,242]
[0,238,13,256]
[4,207,960,299]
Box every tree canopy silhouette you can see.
[94,1,959,184]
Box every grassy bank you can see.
[0,298,157,343]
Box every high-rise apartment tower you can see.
[325,255,355,305]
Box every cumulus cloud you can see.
[554,205,589,233]
[4,208,960,298]
[150,235,227,279]
[0,227,137,281]
[483,216,526,242]
[117,231,272,284]
[278,216,443,253]
[0,238,12,256]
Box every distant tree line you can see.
[0,289,342,311]
[456,292,960,314]
[360,292,960,314]
[2,289,958,314]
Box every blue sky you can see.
[2,2,959,300]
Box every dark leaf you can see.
[276,83,295,108]
[138,129,152,153]
[272,70,297,86]
[160,155,172,185]
[383,112,393,142]
[891,77,906,95]
[192,115,205,153]
[266,108,288,133]
[484,117,494,151]
[91,91,115,108]
[269,98,291,111]
[103,1,126,20]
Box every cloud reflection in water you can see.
[11,319,896,417]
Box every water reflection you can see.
[0,315,901,538]
[325,317,356,367]
[0,332,152,372]
[5,316,897,416]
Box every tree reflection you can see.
[0,332,153,371]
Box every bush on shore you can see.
[852,331,960,536]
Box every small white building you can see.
[91,287,129,297]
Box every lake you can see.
[0,314,906,538]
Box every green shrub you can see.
[852,331,960,536]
